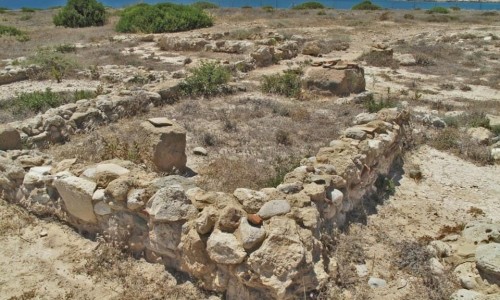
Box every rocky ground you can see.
[0,7,499,300]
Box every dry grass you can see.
[0,198,36,235]
[78,242,210,300]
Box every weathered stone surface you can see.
[81,163,130,187]
[105,177,131,202]
[94,201,112,216]
[196,206,218,235]
[451,289,485,300]
[186,187,218,209]
[146,185,197,223]
[257,200,291,219]
[467,127,494,145]
[302,66,365,96]
[247,217,305,298]
[237,217,266,250]
[302,41,322,56]
[0,126,21,151]
[193,147,208,156]
[141,120,187,172]
[207,230,246,264]
[233,188,268,214]
[218,206,244,232]
[463,221,500,245]
[178,228,219,289]
[475,243,500,284]
[251,46,274,67]
[53,176,97,223]
[303,183,326,202]
[276,182,303,194]
[368,277,387,288]
[127,188,145,210]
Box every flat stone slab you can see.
[149,117,173,127]
[257,200,291,219]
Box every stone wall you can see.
[0,108,408,299]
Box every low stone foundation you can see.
[0,108,408,299]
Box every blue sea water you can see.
[0,0,499,10]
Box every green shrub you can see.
[55,43,76,53]
[352,1,381,10]
[261,70,302,98]
[15,88,61,113]
[116,3,213,33]
[444,112,490,129]
[0,25,30,42]
[427,6,449,14]
[24,48,77,82]
[292,2,326,10]
[430,127,459,150]
[262,5,274,12]
[19,14,33,21]
[179,61,231,97]
[364,97,395,113]
[242,6,253,9]
[191,1,219,9]
[0,7,9,13]
[21,7,39,13]
[53,0,107,28]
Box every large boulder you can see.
[53,176,97,223]
[247,217,306,298]
[207,230,247,264]
[302,65,365,97]
[141,118,187,172]
[476,243,500,284]
[0,125,22,151]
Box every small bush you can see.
[24,48,77,82]
[427,6,449,14]
[431,127,459,150]
[357,50,398,68]
[365,97,395,113]
[0,7,9,13]
[116,3,213,33]
[444,112,490,129]
[21,7,39,13]
[54,0,107,28]
[55,43,76,53]
[191,1,219,9]
[0,25,30,42]
[262,5,274,12]
[292,2,326,10]
[450,6,460,11]
[261,69,302,98]
[15,88,61,113]
[179,61,231,97]
[352,1,381,10]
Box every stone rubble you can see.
[0,107,409,299]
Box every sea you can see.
[0,0,499,11]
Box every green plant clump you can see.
[364,97,396,113]
[0,7,9,13]
[292,1,326,10]
[261,70,302,98]
[191,1,219,9]
[53,0,107,28]
[116,3,213,33]
[179,61,231,97]
[262,5,275,12]
[15,88,61,113]
[427,6,449,14]
[24,48,77,83]
[352,0,381,10]
[0,25,30,41]
[21,7,39,13]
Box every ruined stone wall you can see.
[0,108,408,299]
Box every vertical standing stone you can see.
[141,118,187,172]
